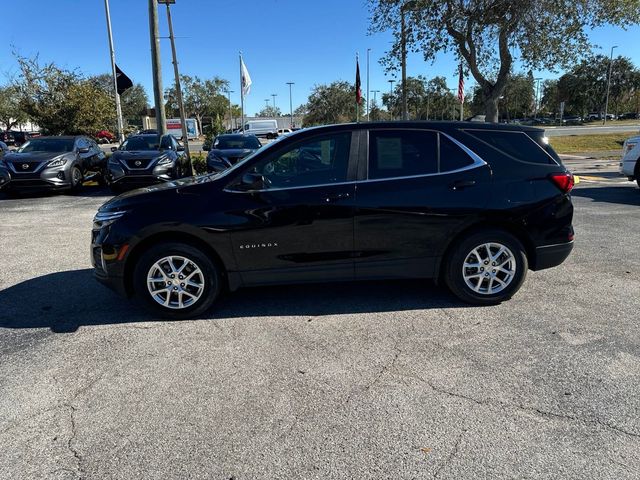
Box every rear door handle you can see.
[324,192,351,203]
[450,180,476,190]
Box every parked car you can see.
[619,134,640,188]
[2,136,105,192]
[96,130,115,144]
[0,141,9,157]
[0,163,10,190]
[106,134,189,192]
[561,116,583,125]
[91,121,575,319]
[618,112,639,120]
[204,134,262,173]
[278,128,293,136]
[243,120,279,139]
[138,129,158,135]
[0,131,31,146]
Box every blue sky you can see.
[2,0,640,116]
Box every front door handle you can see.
[324,192,351,203]
[450,180,476,190]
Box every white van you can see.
[244,120,278,139]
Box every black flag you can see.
[115,64,133,95]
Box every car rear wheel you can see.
[444,230,528,305]
[133,242,221,319]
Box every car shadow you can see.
[0,185,114,200]
[0,269,468,333]
[572,185,640,206]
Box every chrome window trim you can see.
[223,179,357,194]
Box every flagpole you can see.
[104,0,125,143]
[239,52,244,133]
[356,52,360,123]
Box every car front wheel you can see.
[444,230,528,305]
[133,242,221,319]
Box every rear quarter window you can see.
[466,130,557,165]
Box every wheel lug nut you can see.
[180,283,185,287]
[480,267,484,271]
[170,274,175,278]
[173,287,178,291]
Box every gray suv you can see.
[1,136,106,192]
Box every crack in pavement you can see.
[433,429,465,479]
[64,403,85,479]
[345,341,403,403]
[415,376,640,442]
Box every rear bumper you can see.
[532,241,574,271]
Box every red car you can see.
[96,130,115,144]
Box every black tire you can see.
[133,242,221,319]
[69,166,83,192]
[443,229,528,305]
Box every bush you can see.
[190,153,207,175]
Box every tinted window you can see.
[160,135,174,150]
[369,130,437,179]
[527,131,562,165]
[18,138,75,153]
[439,135,474,172]
[466,130,555,165]
[247,132,351,189]
[121,136,160,151]
[214,136,261,149]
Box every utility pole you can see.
[159,0,191,172]
[400,1,417,121]
[227,90,234,131]
[103,0,125,143]
[366,48,371,121]
[148,0,166,135]
[388,79,395,120]
[604,45,618,125]
[271,93,277,116]
[286,82,294,128]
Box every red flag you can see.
[355,56,362,105]
[458,64,465,104]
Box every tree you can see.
[165,75,229,134]
[369,0,640,122]
[383,76,460,120]
[303,81,358,126]
[89,74,149,120]
[256,106,282,118]
[0,85,28,131]
[14,55,115,135]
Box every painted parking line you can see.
[576,174,630,184]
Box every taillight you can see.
[549,172,574,193]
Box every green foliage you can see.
[369,0,640,122]
[0,85,28,130]
[382,76,461,120]
[14,55,115,135]
[303,81,358,126]
[190,152,208,175]
[89,74,149,120]
[256,105,282,118]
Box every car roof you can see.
[301,121,544,134]
[216,134,259,139]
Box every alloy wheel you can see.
[146,255,205,310]
[462,242,516,295]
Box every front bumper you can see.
[532,241,574,271]
[108,162,176,186]
[91,225,130,297]
[5,165,73,190]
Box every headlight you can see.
[156,155,172,165]
[47,158,67,168]
[93,210,128,227]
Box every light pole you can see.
[604,45,618,125]
[159,0,191,171]
[103,0,125,143]
[371,89,380,120]
[388,79,395,119]
[148,0,166,135]
[227,89,234,130]
[264,98,270,110]
[534,77,543,120]
[271,93,277,116]
[286,82,294,128]
[366,48,371,121]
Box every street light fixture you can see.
[604,45,618,125]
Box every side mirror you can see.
[78,147,90,154]
[202,145,210,151]
[110,146,118,152]
[241,172,264,191]
[176,145,185,152]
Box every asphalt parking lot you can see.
[0,160,639,479]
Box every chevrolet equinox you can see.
[91,122,575,319]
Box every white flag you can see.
[241,57,252,96]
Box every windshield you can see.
[214,136,261,150]
[18,138,74,153]
[121,136,160,151]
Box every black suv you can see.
[106,134,189,191]
[204,133,262,173]
[92,122,574,319]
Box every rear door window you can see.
[368,130,438,179]
[466,130,556,165]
